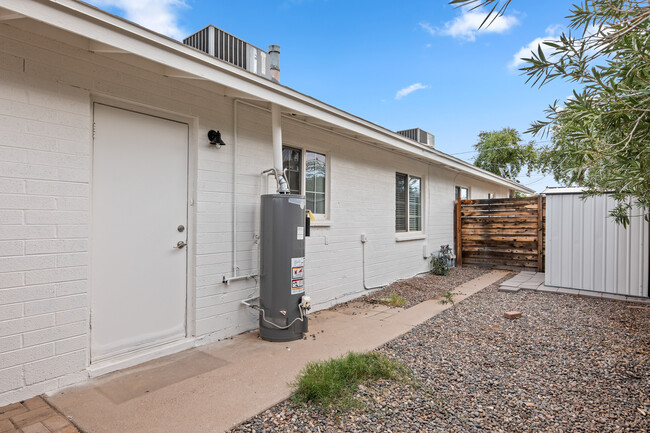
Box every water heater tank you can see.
[259,194,307,341]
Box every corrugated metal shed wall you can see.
[546,192,649,297]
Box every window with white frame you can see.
[487,193,495,199]
[455,186,469,200]
[282,146,327,215]
[395,173,422,232]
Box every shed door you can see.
[91,104,188,363]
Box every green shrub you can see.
[431,256,449,276]
[291,351,409,411]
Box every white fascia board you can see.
[542,187,586,195]
[4,0,532,194]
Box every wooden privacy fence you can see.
[455,196,546,271]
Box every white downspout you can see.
[271,103,289,193]
[228,98,241,280]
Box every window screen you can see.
[395,173,407,231]
[306,151,326,214]
[282,146,301,195]
[409,176,421,231]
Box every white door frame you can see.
[88,96,198,376]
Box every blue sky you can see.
[87,0,579,192]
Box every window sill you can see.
[395,233,426,242]
[310,220,331,227]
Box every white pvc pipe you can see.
[232,99,240,278]
[271,103,282,171]
[270,103,289,193]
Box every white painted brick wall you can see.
[0,24,91,405]
[0,20,522,405]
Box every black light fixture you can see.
[208,129,226,146]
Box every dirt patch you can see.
[365,266,490,308]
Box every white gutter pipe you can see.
[271,103,289,193]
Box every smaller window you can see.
[282,146,328,216]
[396,173,422,232]
[305,151,326,214]
[488,193,495,199]
[282,146,301,195]
[455,186,469,200]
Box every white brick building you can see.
[0,0,533,405]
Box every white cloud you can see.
[419,22,436,36]
[509,25,562,70]
[432,7,519,41]
[89,0,188,40]
[395,83,429,100]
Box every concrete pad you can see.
[48,271,507,433]
[520,282,543,290]
[601,293,629,302]
[628,297,650,305]
[536,285,558,293]
[578,290,602,299]
[556,288,580,296]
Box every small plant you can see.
[431,257,449,276]
[291,351,409,412]
[439,290,455,307]
[379,293,406,307]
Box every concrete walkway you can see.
[499,271,650,304]
[45,270,508,433]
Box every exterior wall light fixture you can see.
[208,129,226,146]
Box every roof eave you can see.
[2,0,534,194]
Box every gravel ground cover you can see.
[365,266,488,308]
[232,274,650,432]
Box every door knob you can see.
[175,241,187,249]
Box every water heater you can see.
[259,194,309,341]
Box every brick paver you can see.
[0,397,78,433]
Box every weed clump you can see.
[291,351,409,411]
[379,293,406,307]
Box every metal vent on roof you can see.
[183,25,277,82]
[396,128,435,148]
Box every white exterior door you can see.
[91,104,189,363]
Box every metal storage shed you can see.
[544,187,649,298]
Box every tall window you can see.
[455,186,469,200]
[282,146,301,195]
[305,151,326,214]
[396,173,421,232]
[282,146,327,215]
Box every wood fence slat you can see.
[462,246,539,254]
[461,216,538,224]
[461,209,539,217]
[461,223,539,230]
[461,197,538,205]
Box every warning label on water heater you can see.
[291,257,305,294]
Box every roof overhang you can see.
[1,0,534,195]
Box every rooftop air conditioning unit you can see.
[396,128,435,148]
[183,25,279,82]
